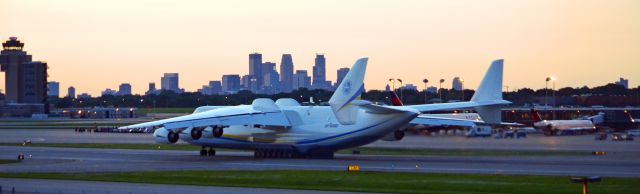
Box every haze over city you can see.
[1,0,639,95]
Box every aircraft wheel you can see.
[207,149,216,156]
[200,149,207,156]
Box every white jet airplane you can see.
[120,58,510,158]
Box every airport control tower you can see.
[0,37,48,104]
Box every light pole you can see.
[423,79,429,104]
[388,79,395,92]
[439,79,445,103]
[397,79,403,103]
[545,77,551,107]
[551,76,557,119]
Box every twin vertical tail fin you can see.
[471,59,505,125]
[531,109,543,122]
[329,58,368,125]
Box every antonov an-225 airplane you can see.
[120,58,510,158]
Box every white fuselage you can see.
[182,105,417,153]
[534,120,595,131]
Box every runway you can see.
[1,146,639,178]
[2,129,639,153]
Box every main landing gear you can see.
[200,146,216,157]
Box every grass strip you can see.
[0,170,638,194]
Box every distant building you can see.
[48,81,60,97]
[279,54,294,93]
[262,62,279,94]
[145,82,158,95]
[385,84,391,92]
[249,53,263,90]
[336,67,349,87]
[426,86,438,93]
[615,77,629,89]
[161,73,180,93]
[77,93,91,99]
[402,84,418,91]
[241,75,257,92]
[208,81,222,94]
[312,54,327,89]
[0,37,48,104]
[293,70,311,89]
[200,81,222,95]
[222,74,241,93]
[452,77,463,91]
[101,88,117,96]
[67,86,75,98]
[118,83,132,96]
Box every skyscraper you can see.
[249,53,263,90]
[615,77,629,89]
[146,82,157,95]
[0,37,48,104]
[209,81,222,94]
[279,54,294,93]
[261,62,278,93]
[161,73,180,93]
[293,70,311,89]
[452,77,463,91]
[241,75,257,92]
[67,86,75,98]
[312,54,326,89]
[118,83,132,96]
[47,81,60,97]
[336,67,350,88]
[222,74,241,93]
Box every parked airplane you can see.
[120,58,510,158]
[531,109,602,136]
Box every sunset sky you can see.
[1,0,639,96]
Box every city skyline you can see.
[1,0,639,96]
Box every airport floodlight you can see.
[439,79,444,83]
[423,79,428,83]
[571,176,601,194]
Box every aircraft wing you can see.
[406,100,512,113]
[410,115,478,128]
[120,99,291,131]
[410,115,524,128]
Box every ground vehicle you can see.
[612,133,634,141]
[466,126,492,137]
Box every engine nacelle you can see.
[202,125,224,138]
[381,130,405,141]
[154,127,179,144]
[179,127,204,141]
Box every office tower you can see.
[146,82,157,95]
[241,75,258,92]
[161,73,180,93]
[336,67,349,87]
[118,83,132,96]
[279,54,294,93]
[293,70,311,89]
[77,93,91,99]
[312,54,326,89]
[222,74,241,93]
[209,81,222,94]
[48,81,60,97]
[615,78,629,89]
[261,62,278,93]
[249,53,263,89]
[67,86,75,98]
[0,37,48,104]
[452,77,463,91]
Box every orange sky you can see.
[1,0,639,96]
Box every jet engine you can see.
[381,130,405,141]
[154,127,179,144]
[179,127,204,141]
[202,125,224,138]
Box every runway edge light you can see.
[347,165,360,172]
